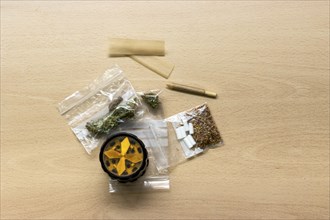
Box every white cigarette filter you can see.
[183,135,196,149]
[109,38,165,56]
[182,119,189,132]
[175,126,186,140]
[188,123,194,134]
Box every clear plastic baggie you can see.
[105,119,170,193]
[164,103,223,168]
[58,65,145,154]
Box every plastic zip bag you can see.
[137,89,164,119]
[107,119,170,193]
[164,103,223,167]
[58,66,145,153]
[137,89,162,109]
[109,176,169,193]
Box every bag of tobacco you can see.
[58,66,145,154]
[164,103,223,167]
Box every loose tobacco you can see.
[186,104,222,148]
[86,98,138,136]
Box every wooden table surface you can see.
[1,1,329,219]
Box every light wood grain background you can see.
[1,1,329,219]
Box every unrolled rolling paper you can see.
[109,38,165,56]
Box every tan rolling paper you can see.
[109,38,165,56]
[130,56,174,79]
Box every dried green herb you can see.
[86,98,138,136]
[187,104,222,148]
[141,92,160,109]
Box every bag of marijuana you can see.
[137,90,162,109]
[58,66,145,154]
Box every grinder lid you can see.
[99,132,148,182]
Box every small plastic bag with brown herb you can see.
[58,66,146,154]
[164,103,223,167]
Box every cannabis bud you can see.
[140,92,160,109]
[86,97,138,136]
